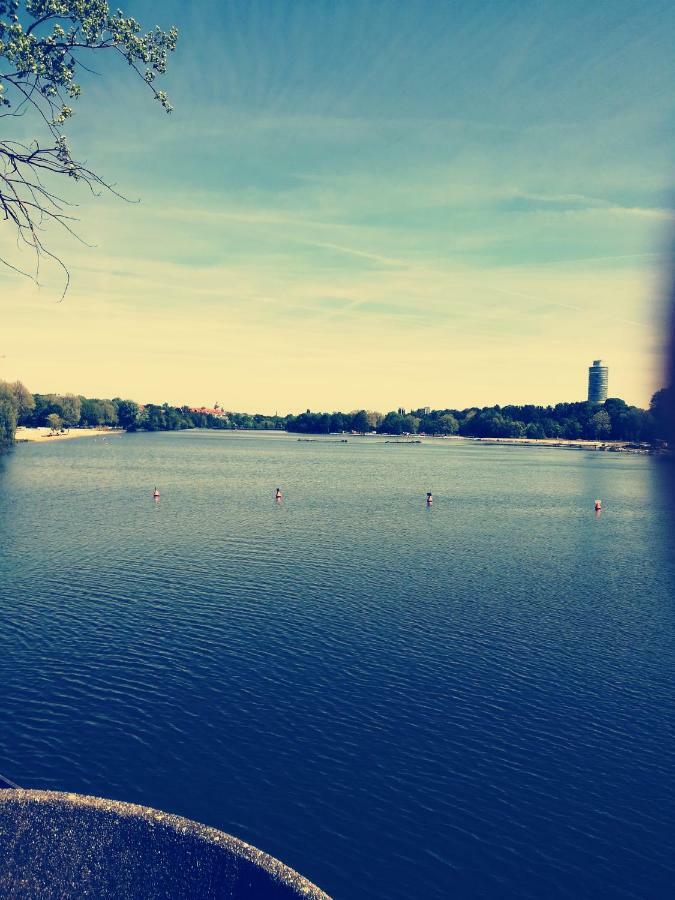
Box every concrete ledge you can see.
[0,789,330,899]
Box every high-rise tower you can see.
[588,359,608,403]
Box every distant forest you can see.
[1,383,672,451]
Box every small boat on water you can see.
[153,487,160,499]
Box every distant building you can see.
[588,360,608,403]
[422,407,431,415]
[188,402,228,419]
[397,407,406,416]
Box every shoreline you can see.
[463,436,652,453]
[294,433,656,453]
[12,426,659,455]
[15,427,124,443]
[293,433,652,452]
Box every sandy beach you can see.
[466,436,650,453]
[15,427,124,443]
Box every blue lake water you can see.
[0,431,673,899]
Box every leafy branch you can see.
[0,1,178,295]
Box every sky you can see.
[2,0,675,412]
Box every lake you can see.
[0,431,673,899]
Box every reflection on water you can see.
[0,432,674,900]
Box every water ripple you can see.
[1,433,674,899]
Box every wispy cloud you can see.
[289,239,406,267]
[2,0,673,409]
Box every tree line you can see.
[0,389,288,440]
[0,384,672,451]
[287,392,672,443]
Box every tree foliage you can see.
[45,410,61,431]
[0,1,177,288]
[0,378,31,447]
[2,387,671,450]
[650,387,674,444]
[286,398,667,443]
